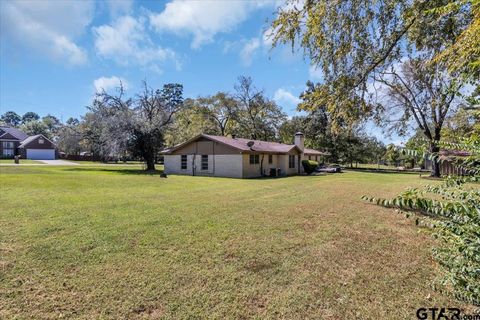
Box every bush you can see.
[302,160,319,175]
[363,138,480,305]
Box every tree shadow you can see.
[62,167,164,175]
[345,168,425,175]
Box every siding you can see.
[0,139,20,158]
[242,153,299,178]
[171,139,240,155]
[20,136,56,149]
[164,154,243,178]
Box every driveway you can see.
[39,160,79,165]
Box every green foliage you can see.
[1,111,21,126]
[21,111,40,123]
[20,120,51,139]
[301,159,319,174]
[363,137,480,305]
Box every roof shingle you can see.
[0,126,29,141]
[163,134,329,155]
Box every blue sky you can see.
[0,0,402,144]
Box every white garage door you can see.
[27,149,55,160]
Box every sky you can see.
[0,0,403,144]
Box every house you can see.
[161,132,328,178]
[0,126,57,160]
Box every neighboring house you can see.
[0,126,57,160]
[161,132,328,178]
[424,150,471,176]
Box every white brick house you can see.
[161,133,328,178]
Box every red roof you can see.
[161,134,329,155]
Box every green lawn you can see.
[0,159,42,164]
[0,166,469,318]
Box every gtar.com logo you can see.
[416,308,480,320]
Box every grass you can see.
[0,166,471,319]
[0,159,42,164]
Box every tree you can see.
[56,121,83,155]
[1,111,21,127]
[233,76,286,140]
[373,58,463,176]
[84,87,133,162]
[268,0,476,137]
[66,117,80,126]
[196,92,237,136]
[42,114,61,134]
[268,0,476,175]
[22,112,40,123]
[130,82,184,171]
[164,98,218,146]
[431,0,480,79]
[20,120,50,138]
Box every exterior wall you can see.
[242,152,300,178]
[22,136,56,149]
[279,151,300,176]
[164,154,243,178]
[0,139,20,158]
[209,155,243,178]
[424,158,469,176]
[19,136,57,159]
[171,139,240,155]
[242,154,277,178]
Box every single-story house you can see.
[161,132,328,178]
[0,126,57,160]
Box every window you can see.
[181,155,187,169]
[249,154,259,164]
[201,155,208,170]
[38,138,44,144]
[2,141,15,156]
[308,155,311,160]
[268,154,273,164]
[288,155,296,168]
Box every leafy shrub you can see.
[363,137,480,305]
[302,160,319,174]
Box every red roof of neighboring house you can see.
[439,150,470,157]
[161,134,329,155]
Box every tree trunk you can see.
[144,151,156,171]
[145,157,156,171]
[430,142,441,177]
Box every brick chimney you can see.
[294,132,304,152]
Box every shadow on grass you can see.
[345,168,425,175]
[62,167,164,175]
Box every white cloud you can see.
[240,38,261,66]
[106,0,133,17]
[149,0,274,48]
[0,0,93,65]
[94,76,129,92]
[93,16,178,71]
[262,27,275,47]
[309,65,323,80]
[274,88,301,106]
